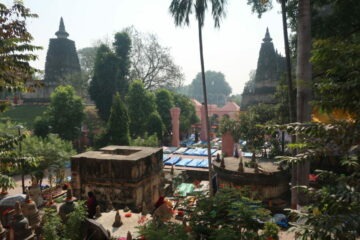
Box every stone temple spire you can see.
[55,17,69,39]
[263,27,272,43]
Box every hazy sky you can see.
[9,0,285,95]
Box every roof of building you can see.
[71,145,162,161]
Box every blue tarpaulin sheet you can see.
[175,158,193,166]
[163,154,170,162]
[164,156,181,165]
[184,148,196,155]
[197,159,209,168]
[183,148,218,156]
[163,146,178,154]
[185,159,203,167]
[174,147,188,154]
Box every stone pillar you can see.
[170,107,181,147]
[221,132,234,157]
[200,104,207,141]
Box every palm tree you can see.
[169,0,227,196]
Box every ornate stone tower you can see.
[44,17,81,86]
[241,28,285,110]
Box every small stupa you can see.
[112,210,123,228]
[238,156,244,173]
[126,231,132,240]
[216,153,221,162]
[141,201,148,216]
[10,201,34,240]
[21,191,41,229]
[45,193,57,210]
[59,188,76,222]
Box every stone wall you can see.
[71,146,163,211]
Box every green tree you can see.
[42,201,87,240]
[89,44,118,121]
[155,89,174,135]
[78,46,98,80]
[22,134,75,185]
[0,1,40,193]
[33,115,51,138]
[274,121,360,239]
[83,106,106,147]
[138,221,190,240]
[126,80,156,137]
[190,187,271,239]
[0,2,41,92]
[169,0,227,196]
[130,133,159,147]
[42,208,63,240]
[107,93,130,145]
[172,93,198,137]
[127,27,184,90]
[113,32,132,99]
[189,71,232,106]
[63,201,87,240]
[46,85,84,141]
[147,112,164,143]
[59,72,89,99]
[89,31,131,121]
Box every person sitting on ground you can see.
[87,191,97,218]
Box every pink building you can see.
[192,99,240,123]
[191,99,240,142]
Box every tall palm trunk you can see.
[280,0,298,209]
[294,0,312,207]
[198,19,213,196]
[280,0,295,123]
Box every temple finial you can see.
[263,27,272,43]
[55,17,69,39]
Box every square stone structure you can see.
[71,146,163,211]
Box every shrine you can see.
[71,146,163,211]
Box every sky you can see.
[7,0,285,95]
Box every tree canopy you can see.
[126,80,157,138]
[188,71,232,106]
[46,85,84,141]
[0,2,41,92]
[89,31,131,121]
[155,89,174,135]
[127,27,184,90]
[107,93,130,145]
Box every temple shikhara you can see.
[22,17,81,102]
[241,28,286,110]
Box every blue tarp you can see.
[184,148,196,155]
[175,158,193,166]
[185,159,203,167]
[198,148,218,156]
[164,156,181,165]
[197,159,209,168]
[163,154,171,162]
[174,147,188,154]
[163,146,178,154]
[183,148,218,156]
